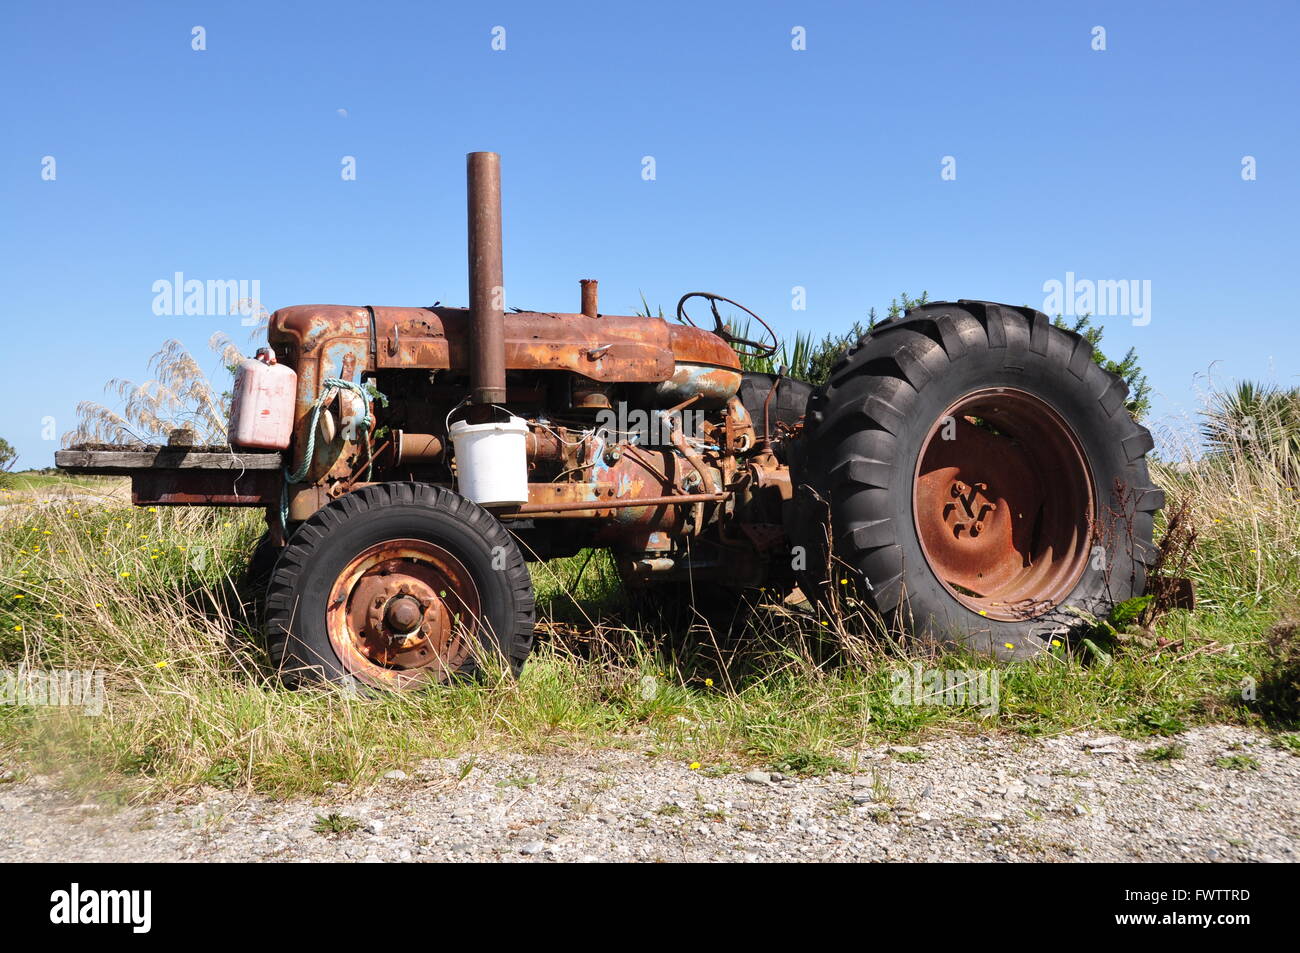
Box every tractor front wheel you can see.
[264,483,536,690]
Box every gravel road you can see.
[1,725,1295,862]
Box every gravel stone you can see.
[0,726,1294,863]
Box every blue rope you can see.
[280,378,384,528]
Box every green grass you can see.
[1141,743,1186,762]
[0,443,1296,802]
[311,812,360,835]
[0,471,122,503]
[766,748,847,777]
[893,750,928,764]
[1214,754,1260,771]
[0,471,119,491]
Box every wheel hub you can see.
[944,480,996,538]
[913,388,1095,621]
[384,595,425,635]
[327,539,481,689]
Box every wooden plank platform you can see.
[55,447,283,475]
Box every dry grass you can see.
[1149,421,1299,617]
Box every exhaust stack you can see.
[467,151,507,413]
[580,278,599,317]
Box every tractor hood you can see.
[268,304,740,385]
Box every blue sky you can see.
[2,0,1297,467]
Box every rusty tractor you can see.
[57,153,1162,690]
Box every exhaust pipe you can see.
[580,278,599,317]
[467,151,507,413]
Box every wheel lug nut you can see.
[385,595,424,634]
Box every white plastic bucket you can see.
[448,416,529,507]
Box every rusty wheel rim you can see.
[327,539,481,690]
[912,388,1095,621]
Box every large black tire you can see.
[265,482,535,689]
[799,300,1162,660]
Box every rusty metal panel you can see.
[652,363,742,406]
[273,307,739,377]
[357,307,677,382]
[508,481,616,519]
[526,482,616,506]
[130,469,279,507]
[272,304,752,387]
[667,323,741,370]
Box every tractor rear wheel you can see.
[264,482,535,690]
[799,300,1163,659]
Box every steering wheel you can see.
[675,292,779,359]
